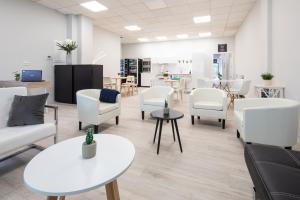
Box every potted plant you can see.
[261,72,274,86]
[82,128,97,159]
[163,71,169,78]
[164,100,169,116]
[56,39,78,65]
[13,71,20,81]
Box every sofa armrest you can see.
[45,105,58,143]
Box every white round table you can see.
[24,134,135,200]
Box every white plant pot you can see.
[264,80,273,86]
[66,53,72,65]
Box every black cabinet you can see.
[55,65,103,104]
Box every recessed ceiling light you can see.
[156,36,168,40]
[193,15,211,24]
[138,38,149,42]
[125,25,141,31]
[176,34,189,39]
[80,1,108,12]
[199,32,212,37]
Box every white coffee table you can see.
[23,134,135,200]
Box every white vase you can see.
[66,53,72,65]
[264,80,272,86]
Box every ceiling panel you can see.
[33,0,257,43]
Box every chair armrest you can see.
[45,105,58,123]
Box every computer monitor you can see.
[21,70,42,82]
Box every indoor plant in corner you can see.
[56,39,78,65]
[261,72,274,86]
[82,128,97,159]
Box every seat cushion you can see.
[193,101,223,111]
[144,98,165,107]
[98,102,119,115]
[0,123,56,155]
[244,144,300,200]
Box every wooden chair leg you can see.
[105,180,120,200]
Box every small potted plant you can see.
[164,100,169,116]
[82,128,97,159]
[261,72,274,86]
[13,71,20,81]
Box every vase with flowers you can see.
[56,39,78,65]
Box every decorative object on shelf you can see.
[162,71,169,77]
[82,128,97,159]
[164,100,169,116]
[13,71,20,81]
[261,72,274,86]
[56,39,78,65]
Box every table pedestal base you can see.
[46,180,120,200]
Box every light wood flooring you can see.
[1,90,297,200]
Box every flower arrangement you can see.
[56,39,78,55]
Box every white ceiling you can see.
[32,0,257,43]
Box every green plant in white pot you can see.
[164,100,169,116]
[82,128,97,159]
[261,72,274,86]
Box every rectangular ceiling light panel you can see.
[193,15,211,24]
[80,1,108,12]
[125,25,141,31]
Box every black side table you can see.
[150,109,184,154]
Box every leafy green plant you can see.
[164,100,168,108]
[56,39,78,54]
[13,71,20,81]
[261,72,274,80]
[162,71,169,77]
[85,128,94,145]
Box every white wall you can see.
[272,0,300,101]
[234,0,269,97]
[0,0,67,102]
[93,27,121,77]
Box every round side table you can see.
[150,109,184,154]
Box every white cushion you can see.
[144,98,165,107]
[98,102,119,115]
[193,101,223,111]
[0,123,55,155]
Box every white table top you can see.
[24,134,135,196]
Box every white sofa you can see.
[140,86,174,120]
[189,88,227,129]
[76,89,121,133]
[0,87,57,158]
[234,98,300,148]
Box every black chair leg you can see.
[218,119,221,122]
[79,121,82,130]
[197,116,200,120]
[142,111,145,120]
[285,146,292,150]
[237,130,240,138]
[116,116,119,125]
[222,119,226,129]
[191,115,194,125]
[94,125,99,134]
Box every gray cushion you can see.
[7,93,49,127]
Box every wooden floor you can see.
[2,89,294,200]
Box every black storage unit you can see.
[55,65,103,104]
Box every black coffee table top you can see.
[151,109,184,120]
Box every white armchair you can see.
[234,98,300,148]
[140,86,174,120]
[76,89,121,133]
[189,88,227,129]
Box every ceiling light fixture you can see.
[176,34,189,39]
[156,36,168,40]
[193,15,211,24]
[80,1,108,12]
[138,38,149,42]
[125,25,141,31]
[199,32,212,37]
